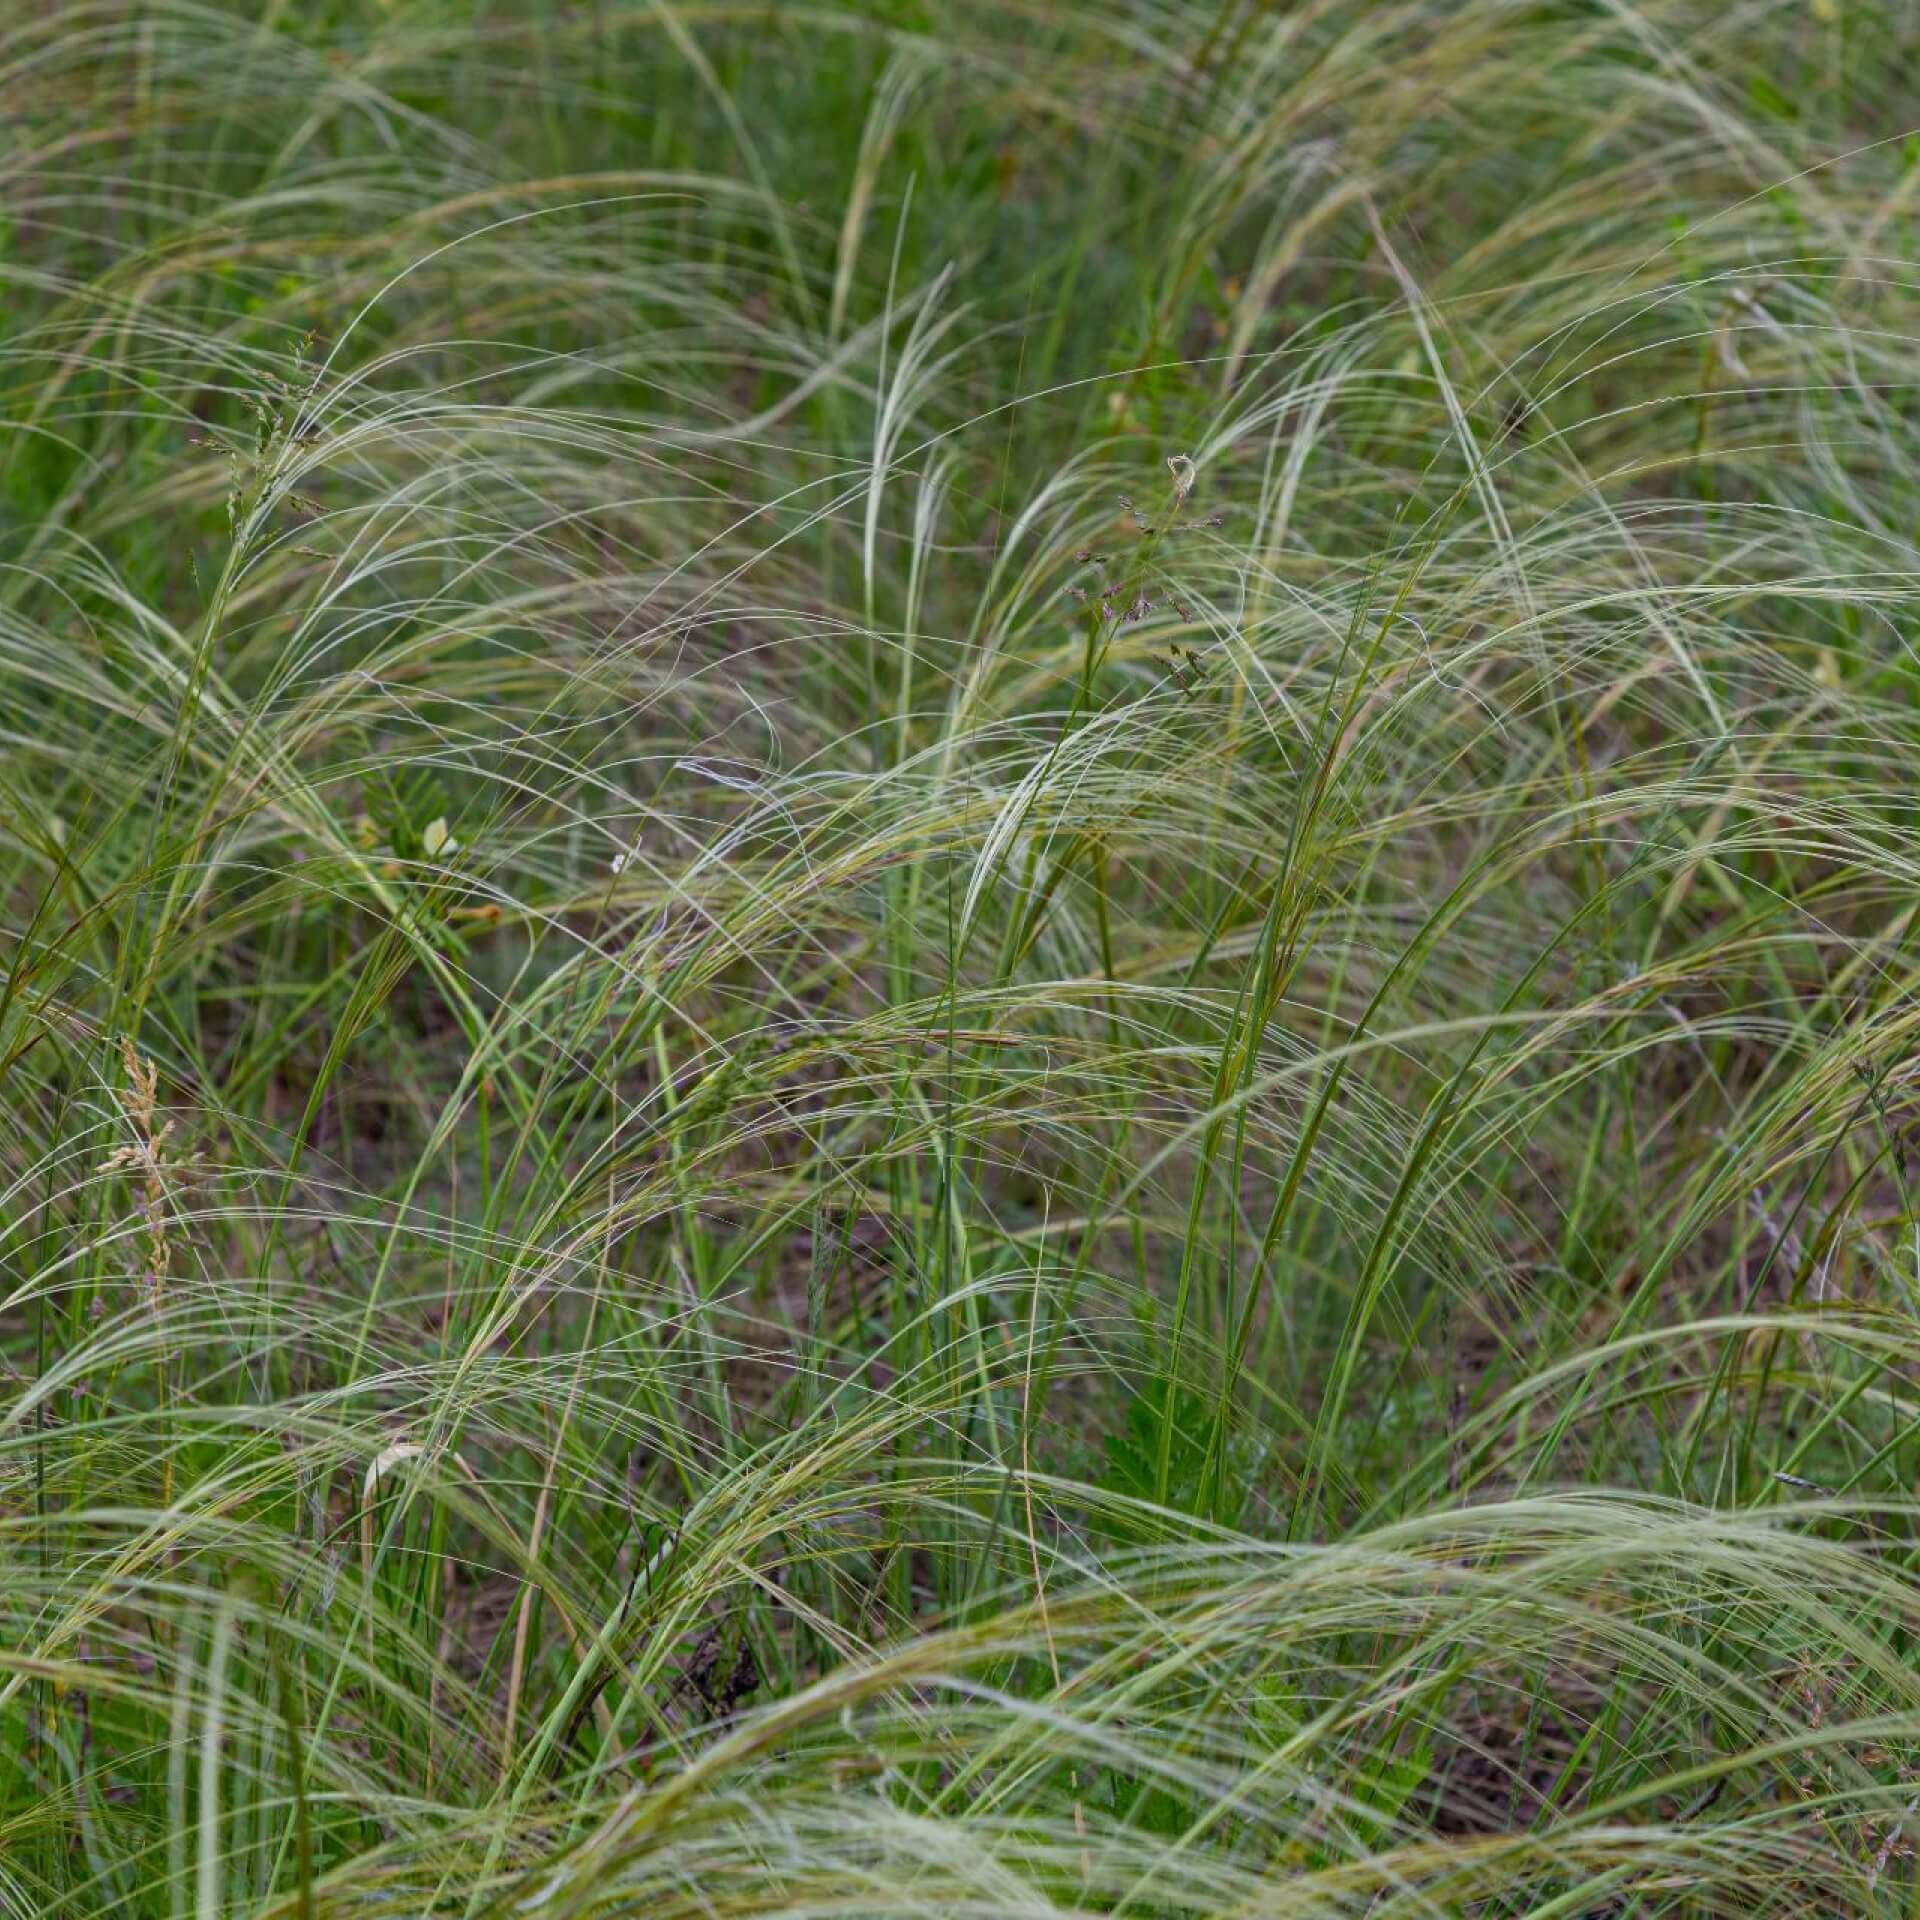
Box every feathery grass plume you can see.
[6,0,1920,1913]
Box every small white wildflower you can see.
[421,816,457,858]
[1166,453,1196,504]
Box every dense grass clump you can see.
[10,1,1920,1911]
